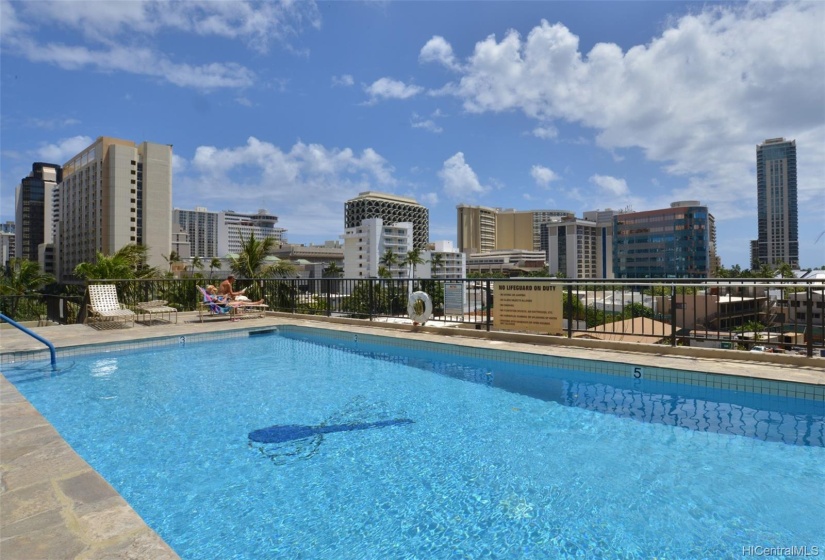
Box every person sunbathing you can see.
[218,275,247,301]
[206,285,265,306]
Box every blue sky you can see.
[2,0,823,269]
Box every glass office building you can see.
[14,163,61,262]
[613,201,716,279]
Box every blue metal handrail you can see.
[0,313,56,368]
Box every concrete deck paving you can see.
[2,312,824,559]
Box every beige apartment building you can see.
[457,205,572,253]
[457,205,497,254]
[56,136,172,280]
[656,294,767,331]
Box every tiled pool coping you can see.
[3,320,823,401]
[1,314,824,559]
[279,325,825,402]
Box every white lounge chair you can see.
[135,300,178,324]
[86,284,136,327]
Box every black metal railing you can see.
[2,277,822,358]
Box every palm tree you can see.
[163,250,182,273]
[403,248,426,279]
[379,248,398,278]
[229,232,296,278]
[0,259,55,295]
[737,320,766,347]
[73,245,160,280]
[323,262,344,278]
[776,262,794,279]
[191,256,205,278]
[209,257,222,279]
[0,259,55,318]
[430,253,445,278]
[756,263,776,279]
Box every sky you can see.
[1,0,824,269]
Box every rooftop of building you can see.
[349,191,421,205]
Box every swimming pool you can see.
[3,327,824,559]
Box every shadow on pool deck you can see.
[1,311,823,559]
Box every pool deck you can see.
[2,312,824,559]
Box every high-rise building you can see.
[345,192,429,250]
[457,205,497,254]
[174,207,286,259]
[14,163,61,264]
[755,138,798,268]
[1,222,15,268]
[218,209,286,256]
[457,205,572,253]
[583,209,621,279]
[174,207,219,258]
[56,137,172,280]
[749,240,760,270]
[613,201,717,278]
[543,217,598,279]
[342,218,414,278]
[541,209,620,279]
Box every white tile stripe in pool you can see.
[3,324,822,402]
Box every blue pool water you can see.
[4,331,824,559]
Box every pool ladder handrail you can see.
[0,313,57,368]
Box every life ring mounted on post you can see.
[407,291,433,325]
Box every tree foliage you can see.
[379,249,399,278]
[229,233,296,279]
[403,248,426,279]
[0,258,55,319]
[341,280,407,317]
[73,245,160,280]
[323,262,343,278]
[429,253,445,276]
[0,258,55,295]
[209,257,222,279]
[622,302,654,319]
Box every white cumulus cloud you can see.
[438,152,489,200]
[178,137,397,238]
[332,74,354,87]
[419,35,461,71]
[531,165,560,187]
[36,136,93,164]
[1,0,319,90]
[531,125,558,140]
[422,3,825,220]
[411,112,443,134]
[9,0,320,54]
[365,78,424,102]
[590,174,629,196]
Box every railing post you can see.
[369,279,374,321]
[291,279,296,314]
[485,279,491,332]
[806,286,814,358]
[326,278,331,317]
[670,284,677,347]
[566,283,573,339]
